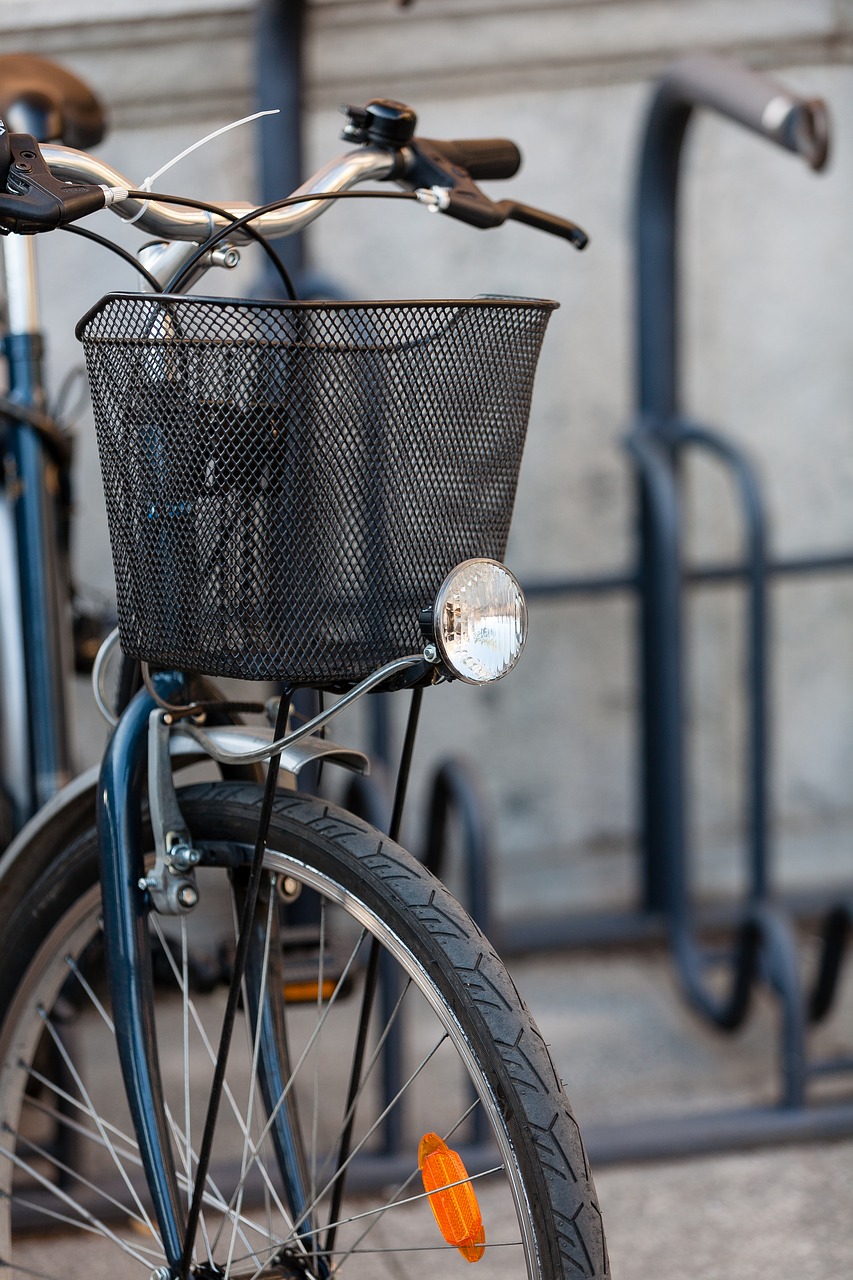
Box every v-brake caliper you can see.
[139,709,202,915]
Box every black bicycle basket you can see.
[77,292,557,687]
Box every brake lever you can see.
[0,129,110,234]
[494,199,589,249]
[405,137,588,249]
[418,186,589,249]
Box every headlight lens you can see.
[433,559,527,684]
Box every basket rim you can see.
[75,291,559,341]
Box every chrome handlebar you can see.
[41,141,398,243]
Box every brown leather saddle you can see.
[0,52,105,147]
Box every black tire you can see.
[0,782,607,1277]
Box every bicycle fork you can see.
[96,671,320,1278]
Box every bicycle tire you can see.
[0,781,608,1278]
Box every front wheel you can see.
[0,782,607,1277]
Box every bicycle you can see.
[0,53,110,851]
[0,89,607,1279]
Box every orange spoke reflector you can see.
[283,978,337,1004]
[418,1132,486,1263]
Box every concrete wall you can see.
[2,0,852,924]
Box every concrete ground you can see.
[597,1139,852,1280]
[510,945,853,1280]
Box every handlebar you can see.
[0,95,589,267]
[41,140,399,243]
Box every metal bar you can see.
[523,549,853,602]
[498,885,853,956]
[583,1100,853,1167]
[625,429,811,1103]
[627,429,688,919]
[424,759,493,939]
[809,902,852,1023]
[676,422,770,901]
[255,0,306,290]
[633,55,828,915]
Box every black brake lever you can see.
[427,188,588,249]
[0,129,107,234]
[494,199,589,249]
[404,137,589,249]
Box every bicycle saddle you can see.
[0,53,105,148]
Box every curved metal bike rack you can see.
[631,54,842,1114]
[505,54,853,1157]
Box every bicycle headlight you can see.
[432,559,527,685]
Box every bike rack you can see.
[500,53,853,1157]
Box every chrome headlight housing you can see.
[431,559,527,685]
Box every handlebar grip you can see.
[418,137,522,181]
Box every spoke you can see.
[34,1007,163,1247]
[224,925,368,1201]
[149,914,294,1232]
[65,954,113,1031]
[319,1239,524,1255]
[7,1092,266,1262]
[323,934,381,1256]
[13,1085,261,1241]
[178,691,294,1280]
[244,1165,513,1280]
[308,1162,504,1239]
[0,1254,151,1280]
[147,922,277,1266]
[219,1230,525,1280]
[20,1066,140,1164]
[9,1195,126,1241]
[16,1043,266,1269]
[312,970,413,1196]
[181,919,193,1219]
[270,1031,451,1259]
[309,897,326,1199]
[163,1098,226,1266]
[10,1127,158,1238]
[1,1143,157,1267]
[222,883,277,1275]
[169,920,215,1269]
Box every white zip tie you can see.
[122,108,280,225]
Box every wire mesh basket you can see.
[77,292,557,687]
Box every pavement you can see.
[507,944,853,1280]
